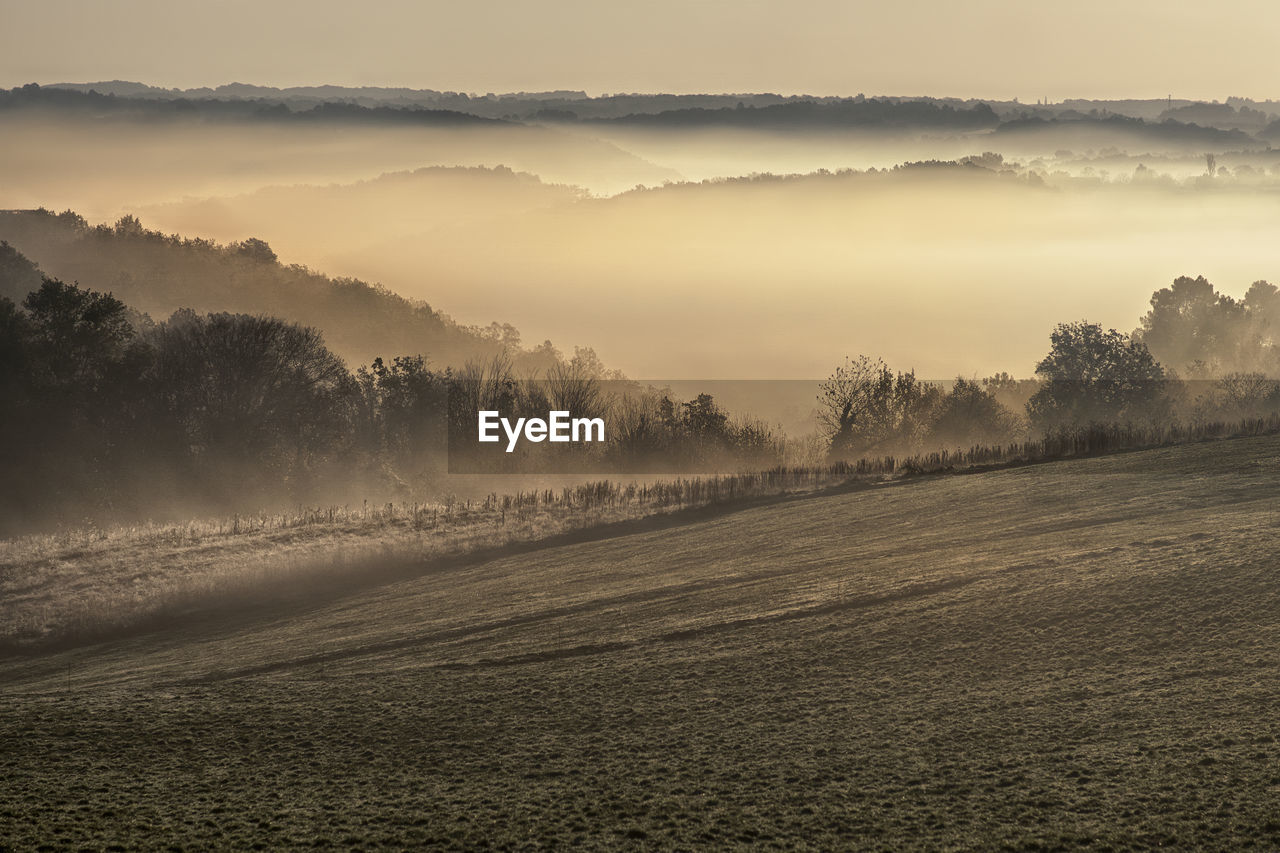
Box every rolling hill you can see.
[0,209,541,369]
[3,435,1279,848]
[134,165,586,278]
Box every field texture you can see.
[3,436,1280,849]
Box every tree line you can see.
[3,252,1279,533]
[817,281,1280,461]
[0,275,789,533]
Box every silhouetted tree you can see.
[603,390,781,471]
[819,356,941,457]
[354,355,448,488]
[150,313,355,483]
[928,378,1019,446]
[1244,280,1280,320]
[680,393,729,439]
[235,237,278,264]
[1243,280,1280,367]
[0,279,156,525]
[819,355,890,457]
[1135,275,1252,376]
[1028,322,1167,428]
[22,277,138,391]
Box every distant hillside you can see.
[11,85,1269,157]
[46,80,594,112]
[1156,101,1273,131]
[994,114,1259,148]
[41,81,1280,126]
[39,81,980,121]
[136,165,585,271]
[0,209,550,368]
[0,84,502,128]
[49,80,588,102]
[0,86,679,205]
[595,99,1001,131]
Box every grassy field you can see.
[8,415,1277,655]
[0,470,869,653]
[3,434,1280,849]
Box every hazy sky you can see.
[4,0,1279,101]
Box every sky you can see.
[3,0,1279,101]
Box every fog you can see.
[6,107,1280,382]
[142,168,1280,380]
[0,114,674,220]
[139,165,586,265]
[559,122,1277,186]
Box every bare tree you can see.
[817,355,890,457]
[544,360,605,420]
[1215,372,1279,414]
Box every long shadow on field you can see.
[2,475,904,666]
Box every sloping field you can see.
[3,436,1280,849]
